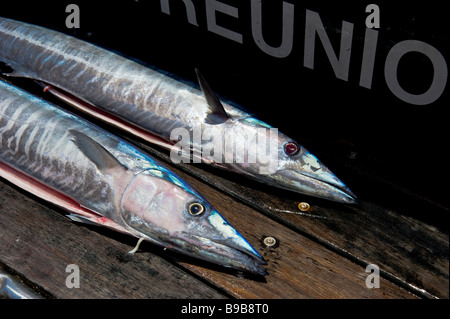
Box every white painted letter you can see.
[251,0,294,58]
[359,28,379,89]
[385,40,447,105]
[160,0,198,26]
[304,10,354,81]
[206,0,243,43]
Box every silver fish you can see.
[0,17,356,204]
[0,269,43,299]
[0,79,267,276]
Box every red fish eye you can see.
[284,142,299,156]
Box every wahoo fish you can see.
[0,79,267,275]
[0,17,356,204]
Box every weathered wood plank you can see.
[0,180,226,299]
[151,163,417,299]
[132,140,448,299]
[0,171,415,299]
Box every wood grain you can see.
[149,161,418,299]
[132,139,448,299]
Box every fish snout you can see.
[275,167,357,204]
[171,211,268,275]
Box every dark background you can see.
[1,1,448,213]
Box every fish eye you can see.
[284,141,300,156]
[188,202,205,216]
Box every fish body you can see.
[0,17,356,204]
[0,79,266,275]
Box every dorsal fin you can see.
[195,68,229,125]
[69,129,126,172]
[0,61,30,78]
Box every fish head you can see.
[222,117,356,204]
[271,136,357,204]
[194,69,355,203]
[119,169,267,275]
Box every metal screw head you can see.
[298,202,311,211]
[263,236,277,247]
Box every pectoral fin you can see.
[195,69,229,125]
[69,129,126,172]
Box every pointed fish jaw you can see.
[275,166,357,204]
[207,211,263,260]
[190,235,268,276]
[267,149,356,203]
[170,211,267,275]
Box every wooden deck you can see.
[0,77,448,299]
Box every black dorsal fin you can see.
[195,68,229,125]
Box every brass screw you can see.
[263,236,277,247]
[298,202,311,212]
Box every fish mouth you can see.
[165,234,267,276]
[275,168,357,204]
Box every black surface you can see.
[1,0,448,212]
